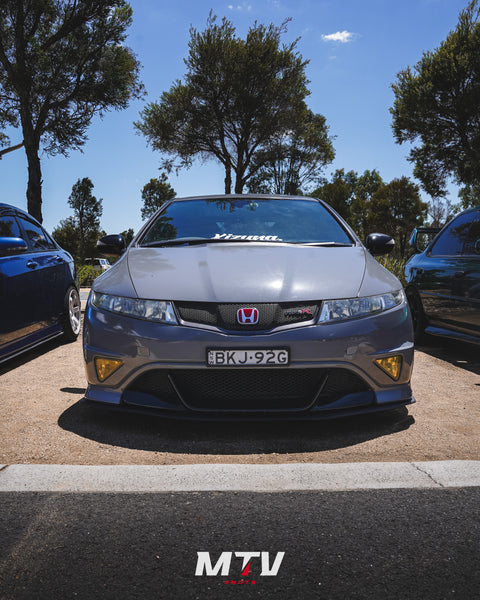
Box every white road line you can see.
[0,461,479,492]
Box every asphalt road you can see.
[1,488,479,600]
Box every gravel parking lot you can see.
[0,331,479,466]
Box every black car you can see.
[0,203,81,363]
[405,206,480,345]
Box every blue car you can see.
[405,206,480,345]
[0,203,81,363]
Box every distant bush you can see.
[77,265,100,287]
[378,256,407,288]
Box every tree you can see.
[455,183,480,213]
[0,0,143,223]
[367,177,428,257]
[246,110,334,195]
[121,228,135,245]
[390,1,480,197]
[349,170,384,240]
[52,216,78,257]
[311,169,389,240]
[310,169,357,222]
[135,13,311,194]
[68,177,103,262]
[426,197,454,226]
[141,173,176,220]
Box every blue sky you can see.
[0,0,469,235]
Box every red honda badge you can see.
[237,307,259,324]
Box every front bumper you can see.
[83,300,414,420]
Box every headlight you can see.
[318,290,405,324]
[91,292,178,324]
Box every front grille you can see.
[175,301,319,331]
[123,367,371,413]
[170,368,326,412]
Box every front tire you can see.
[62,286,81,341]
[406,287,427,344]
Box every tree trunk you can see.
[224,164,232,194]
[24,142,43,223]
[234,172,244,194]
[234,179,244,194]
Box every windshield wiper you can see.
[139,237,261,248]
[298,241,354,247]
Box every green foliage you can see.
[0,0,144,222]
[454,183,480,213]
[311,169,384,240]
[246,110,335,195]
[121,228,135,245]
[53,178,104,261]
[367,177,428,258]
[349,170,384,239]
[135,13,311,194]
[141,173,176,220]
[311,169,356,221]
[52,216,78,257]
[68,178,103,262]
[377,257,407,288]
[391,1,480,197]
[312,171,427,257]
[77,265,100,287]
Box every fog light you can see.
[374,355,402,381]
[95,357,123,382]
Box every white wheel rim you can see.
[69,289,81,334]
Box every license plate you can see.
[207,348,289,367]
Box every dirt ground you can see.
[0,333,479,465]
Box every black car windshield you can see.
[139,198,353,246]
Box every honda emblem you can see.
[237,308,259,325]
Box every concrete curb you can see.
[0,461,479,492]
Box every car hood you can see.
[94,243,399,302]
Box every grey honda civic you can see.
[83,195,414,419]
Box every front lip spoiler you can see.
[82,396,415,421]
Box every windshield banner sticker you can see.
[212,233,284,241]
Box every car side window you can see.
[0,215,22,238]
[462,211,480,255]
[429,211,475,256]
[17,216,57,251]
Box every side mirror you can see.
[365,233,395,256]
[408,229,421,254]
[408,226,442,253]
[97,234,126,256]
[0,237,28,255]
[475,239,480,255]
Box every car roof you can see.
[454,205,480,215]
[170,194,320,203]
[0,203,26,211]
[0,203,37,221]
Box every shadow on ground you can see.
[58,400,414,456]
[0,337,69,376]
[416,336,480,377]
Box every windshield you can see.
[138,198,353,246]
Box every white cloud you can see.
[228,2,252,10]
[321,30,355,43]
